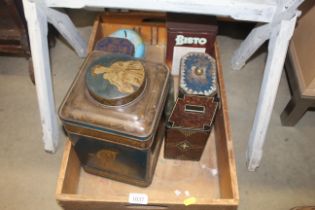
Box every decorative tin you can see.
[164,95,218,161]
[86,59,146,106]
[180,52,217,96]
[94,37,135,56]
[110,29,145,58]
[59,52,170,187]
[166,13,217,75]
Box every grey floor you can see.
[0,11,315,210]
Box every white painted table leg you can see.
[46,8,87,57]
[231,23,271,70]
[231,0,303,71]
[247,15,298,171]
[23,0,59,152]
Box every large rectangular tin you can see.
[59,51,170,187]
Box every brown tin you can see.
[166,13,218,75]
[164,95,218,161]
[59,52,170,187]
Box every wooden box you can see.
[56,12,238,210]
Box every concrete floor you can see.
[0,11,315,210]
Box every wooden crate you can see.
[56,12,238,210]
[56,46,239,210]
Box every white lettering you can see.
[175,35,207,46]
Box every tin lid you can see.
[59,52,169,141]
[86,57,146,106]
[109,29,145,58]
[94,37,135,56]
[180,52,217,96]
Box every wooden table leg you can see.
[232,1,303,170]
[280,52,315,126]
[280,96,314,126]
[46,8,87,58]
[231,23,271,70]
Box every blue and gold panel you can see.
[180,52,216,96]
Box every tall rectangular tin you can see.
[165,95,218,161]
[59,52,170,187]
[166,13,217,75]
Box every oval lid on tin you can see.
[85,54,146,106]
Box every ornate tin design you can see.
[179,129,196,137]
[180,52,217,96]
[86,54,146,106]
[94,37,135,56]
[176,140,192,152]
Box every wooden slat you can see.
[87,16,102,53]
[0,44,25,54]
[214,42,239,201]
[56,141,81,198]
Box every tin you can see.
[179,52,217,96]
[164,95,218,161]
[94,37,135,56]
[59,52,170,187]
[166,13,217,75]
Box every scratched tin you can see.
[59,52,170,187]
